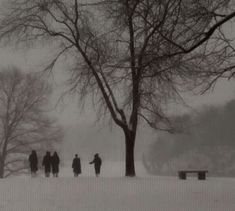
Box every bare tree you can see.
[0,67,63,178]
[0,0,235,176]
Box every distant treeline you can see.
[144,100,235,177]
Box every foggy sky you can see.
[0,47,234,163]
[0,15,234,162]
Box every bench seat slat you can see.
[178,170,208,180]
[179,170,208,173]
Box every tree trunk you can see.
[125,130,136,177]
[0,159,4,178]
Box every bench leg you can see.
[179,172,186,180]
[198,172,206,180]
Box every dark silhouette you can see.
[28,150,38,177]
[72,154,81,177]
[51,151,60,177]
[42,151,51,177]
[89,153,102,177]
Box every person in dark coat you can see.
[89,153,102,177]
[28,150,38,177]
[51,151,60,177]
[72,154,81,177]
[42,151,51,177]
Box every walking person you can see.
[42,151,51,177]
[28,150,38,177]
[51,151,60,177]
[89,153,102,177]
[72,154,81,177]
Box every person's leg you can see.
[95,168,100,177]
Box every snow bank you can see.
[0,175,235,210]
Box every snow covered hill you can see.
[1,174,235,210]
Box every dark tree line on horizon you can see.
[144,100,235,177]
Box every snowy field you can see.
[0,162,235,211]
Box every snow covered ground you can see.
[1,162,235,211]
[59,161,148,177]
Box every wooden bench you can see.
[178,170,208,180]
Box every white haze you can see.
[0,44,235,163]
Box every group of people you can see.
[43,151,60,177]
[72,153,102,177]
[28,150,60,177]
[28,151,102,177]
